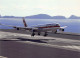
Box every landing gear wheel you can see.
[31,33,35,36]
[54,30,57,34]
[44,34,47,36]
[38,33,40,35]
[44,32,48,36]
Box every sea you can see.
[0,18,80,33]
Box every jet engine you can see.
[14,27,20,30]
[16,28,20,30]
[59,28,64,31]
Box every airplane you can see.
[0,18,67,36]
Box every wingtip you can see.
[60,26,67,29]
[65,26,67,28]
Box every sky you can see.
[0,0,80,17]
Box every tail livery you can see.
[23,18,27,27]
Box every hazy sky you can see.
[0,0,80,17]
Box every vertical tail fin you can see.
[23,18,27,27]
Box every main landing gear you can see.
[31,32,35,36]
[31,30,35,36]
[54,30,57,34]
[44,32,48,36]
[31,32,41,36]
[38,32,40,35]
[31,31,48,36]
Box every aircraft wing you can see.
[0,23,32,30]
[60,26,67,29]
[0,23,17,27]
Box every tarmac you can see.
[0,29,80,58]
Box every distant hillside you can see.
[69,15,80,19]
[0,16,22,18]
[0,14,80,19]
[52,16,66,19]
[2,16,15,18]
[25,14,66,19]
[25,14,52,19]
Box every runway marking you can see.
[0,31,80,42]
[1,31,80,52]
[59,45,80,52]
[0,56,8,58]
[19,41,80,52]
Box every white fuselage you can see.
[35,23,60,32]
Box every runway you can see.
[0,29,80,58]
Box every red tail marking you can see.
[23,18,27,27]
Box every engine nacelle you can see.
[13,27,20,30]
[59,28,64,31]
[16,28,20,30]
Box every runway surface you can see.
[0,29,80,58]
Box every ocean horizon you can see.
[0,18,80,33]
